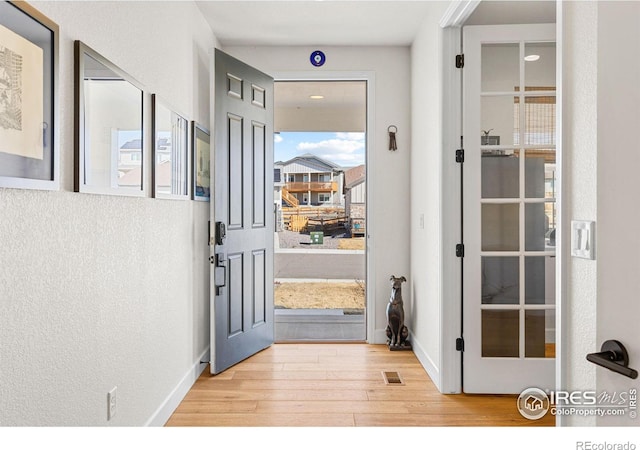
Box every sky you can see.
[275,131,365,167]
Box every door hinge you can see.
[455,149,464,163]
[456,244,465,258]
[456,337,464,352]
[456,54,464,69]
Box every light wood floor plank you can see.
[166,343,555,427]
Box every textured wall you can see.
[0,1,213,425]
[595,0,640,427]
[561,0,598,426]
[409,1,451,391]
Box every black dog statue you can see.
[386,275,409,348]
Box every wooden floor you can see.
[166,343,555,427]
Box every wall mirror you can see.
[74,40,145,196]
[152,95,189,199]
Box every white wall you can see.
[222,45,411,341]
[595,0,640,427]
[0,1,214,426]
[561,0,598,426]
[409,1,451,391]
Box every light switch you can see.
[571,220,595,260]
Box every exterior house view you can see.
[343,164,366,237]
[278,153,344,207]
[2,1,639,447]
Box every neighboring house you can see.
[343,164,366,237]
[278,153,344,207]
[273,163,285,231]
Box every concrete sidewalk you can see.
[275,251,365,279]
[275,308,366,341]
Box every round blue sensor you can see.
[310,50,326,67]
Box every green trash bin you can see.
[310,231,324,245]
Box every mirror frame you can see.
[192,122,210,202]
[151,94,190,200]
[74,40,146,197]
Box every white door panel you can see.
[463,24,556,394]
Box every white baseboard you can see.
[410,335,442,393]
[145,347,210,426]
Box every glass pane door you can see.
[480,39,556,360]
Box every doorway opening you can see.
[273,80,367,342]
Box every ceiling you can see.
[195,1,556,47]
[274,80,367,132]
[466,1,555,25]
[195,1,440,46]
[200,1,557,131]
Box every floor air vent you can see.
[382,371,404,385]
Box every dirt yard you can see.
[274,281,365,310]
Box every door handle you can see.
[586,340,638,379]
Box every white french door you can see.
[462,24,557,394]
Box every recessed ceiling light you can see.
[524,54,540,62]
[309,95,324,99]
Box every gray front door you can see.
[211,49,274,374]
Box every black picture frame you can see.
[192,121,210,202]
[0,1,59,190]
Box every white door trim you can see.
[439,26,464,394]
[271,70,377,343]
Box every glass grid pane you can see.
[482,256,519,305]
[525,310,556,358]
[482,151,520,199]
[482,310,519,357]
[525,150,556,199]
[481,96,517,147]
[525,256,556,305]
[482,204,519,251]
[482,43,520,92]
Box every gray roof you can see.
[281,153,342,172]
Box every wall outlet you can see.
[107,386,117,421]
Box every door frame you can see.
[438,1,564,411]
[272,70,376,343]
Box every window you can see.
[318,193,331,203]
[513,87,556,145]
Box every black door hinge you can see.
[456,244,465,258]
[456,54,464,69]
[456,337,465,351]
[455,149,464,163]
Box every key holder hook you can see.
[388,125,398,151]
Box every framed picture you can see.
[192,122,210,202]
[152,95,189,200]
[74,40,145,197]
[0,1,59,190]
